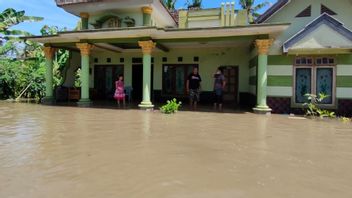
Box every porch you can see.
[28,24,289,113]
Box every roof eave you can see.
[23,23,290,44]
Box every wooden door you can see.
[220,66,239,104]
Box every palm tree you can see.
[239,0,270,23]
[163,0,177,11]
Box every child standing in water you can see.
[114,75,125,106]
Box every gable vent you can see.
[321,4,337,15]
[296,5,311,18]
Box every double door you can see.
[94,65,123,100]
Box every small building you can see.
[27,0,352,115]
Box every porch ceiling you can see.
[25,23,289,52]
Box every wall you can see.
[336,54,352,100]
[89,11,144,28]
[266,55,294,98]
[264,0,352,55]
[266,54,352,114]
[63,51,81,87]
[64,46,251,98]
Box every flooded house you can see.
[26,0,352,114]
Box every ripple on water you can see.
[0,103,352,198]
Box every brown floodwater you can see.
[0,102,352,198]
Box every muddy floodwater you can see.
[0,102,352,198]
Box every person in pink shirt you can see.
[114,75,125,106]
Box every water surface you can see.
[0,102,351,198]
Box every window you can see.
[321,4,337,15]
[296,5,311,18]
[163,64,197,96]
[294,57,336,105]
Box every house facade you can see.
[27,0,352,115]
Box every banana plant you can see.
[239,0,270,23]
[0,8,43,57]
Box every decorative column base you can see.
[253,105,272,114]
[77,98,92,107]
[138,101,154,110]
[41,96,55,105]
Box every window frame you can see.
[292,57,336,108]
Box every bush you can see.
[303,93,336,118]
[160,98,182,114]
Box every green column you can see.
[256,54,270,108]
[142,7,152,26]
[253,39,273,114]
[42,47,55,104]
[138,41,155,109]
[76,43,92,105]
[80,54,90,102]
[45,57,54,98]
[80,13,89,30]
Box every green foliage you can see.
[160,98,182,114]
[239,0,270,23]
[341,117,351,123]
[0,8,43,31]
[0,59,45,99]
[303,93,336,118]
[74,68,81,88]
[0,8,69,100]
[163,0,177,10]
[186,0,202,9]
[0,8,43,57]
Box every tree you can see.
[239,0,270,23]
[163,0,177,11]
[0,8,71,100]
[186,0,202,9]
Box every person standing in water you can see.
[213,68,226,111]
[186,67,202,110]
[114,75,126,107]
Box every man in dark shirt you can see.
[186,67,202,110]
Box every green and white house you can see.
[27,0,352,115]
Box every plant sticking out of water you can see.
[160,98,182,114]
[340,117,352,123]
[303,93,336,118]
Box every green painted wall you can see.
[267,76,292,87]
[248,55,257,96]
[265,0,352,55]
[336,76,352,87]
[64,46,252,97]
[89,12,143,28]
[268,55,294,65]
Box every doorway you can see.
[219,66,239,105]
[94,65,124,100]
[132,64,154,102]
